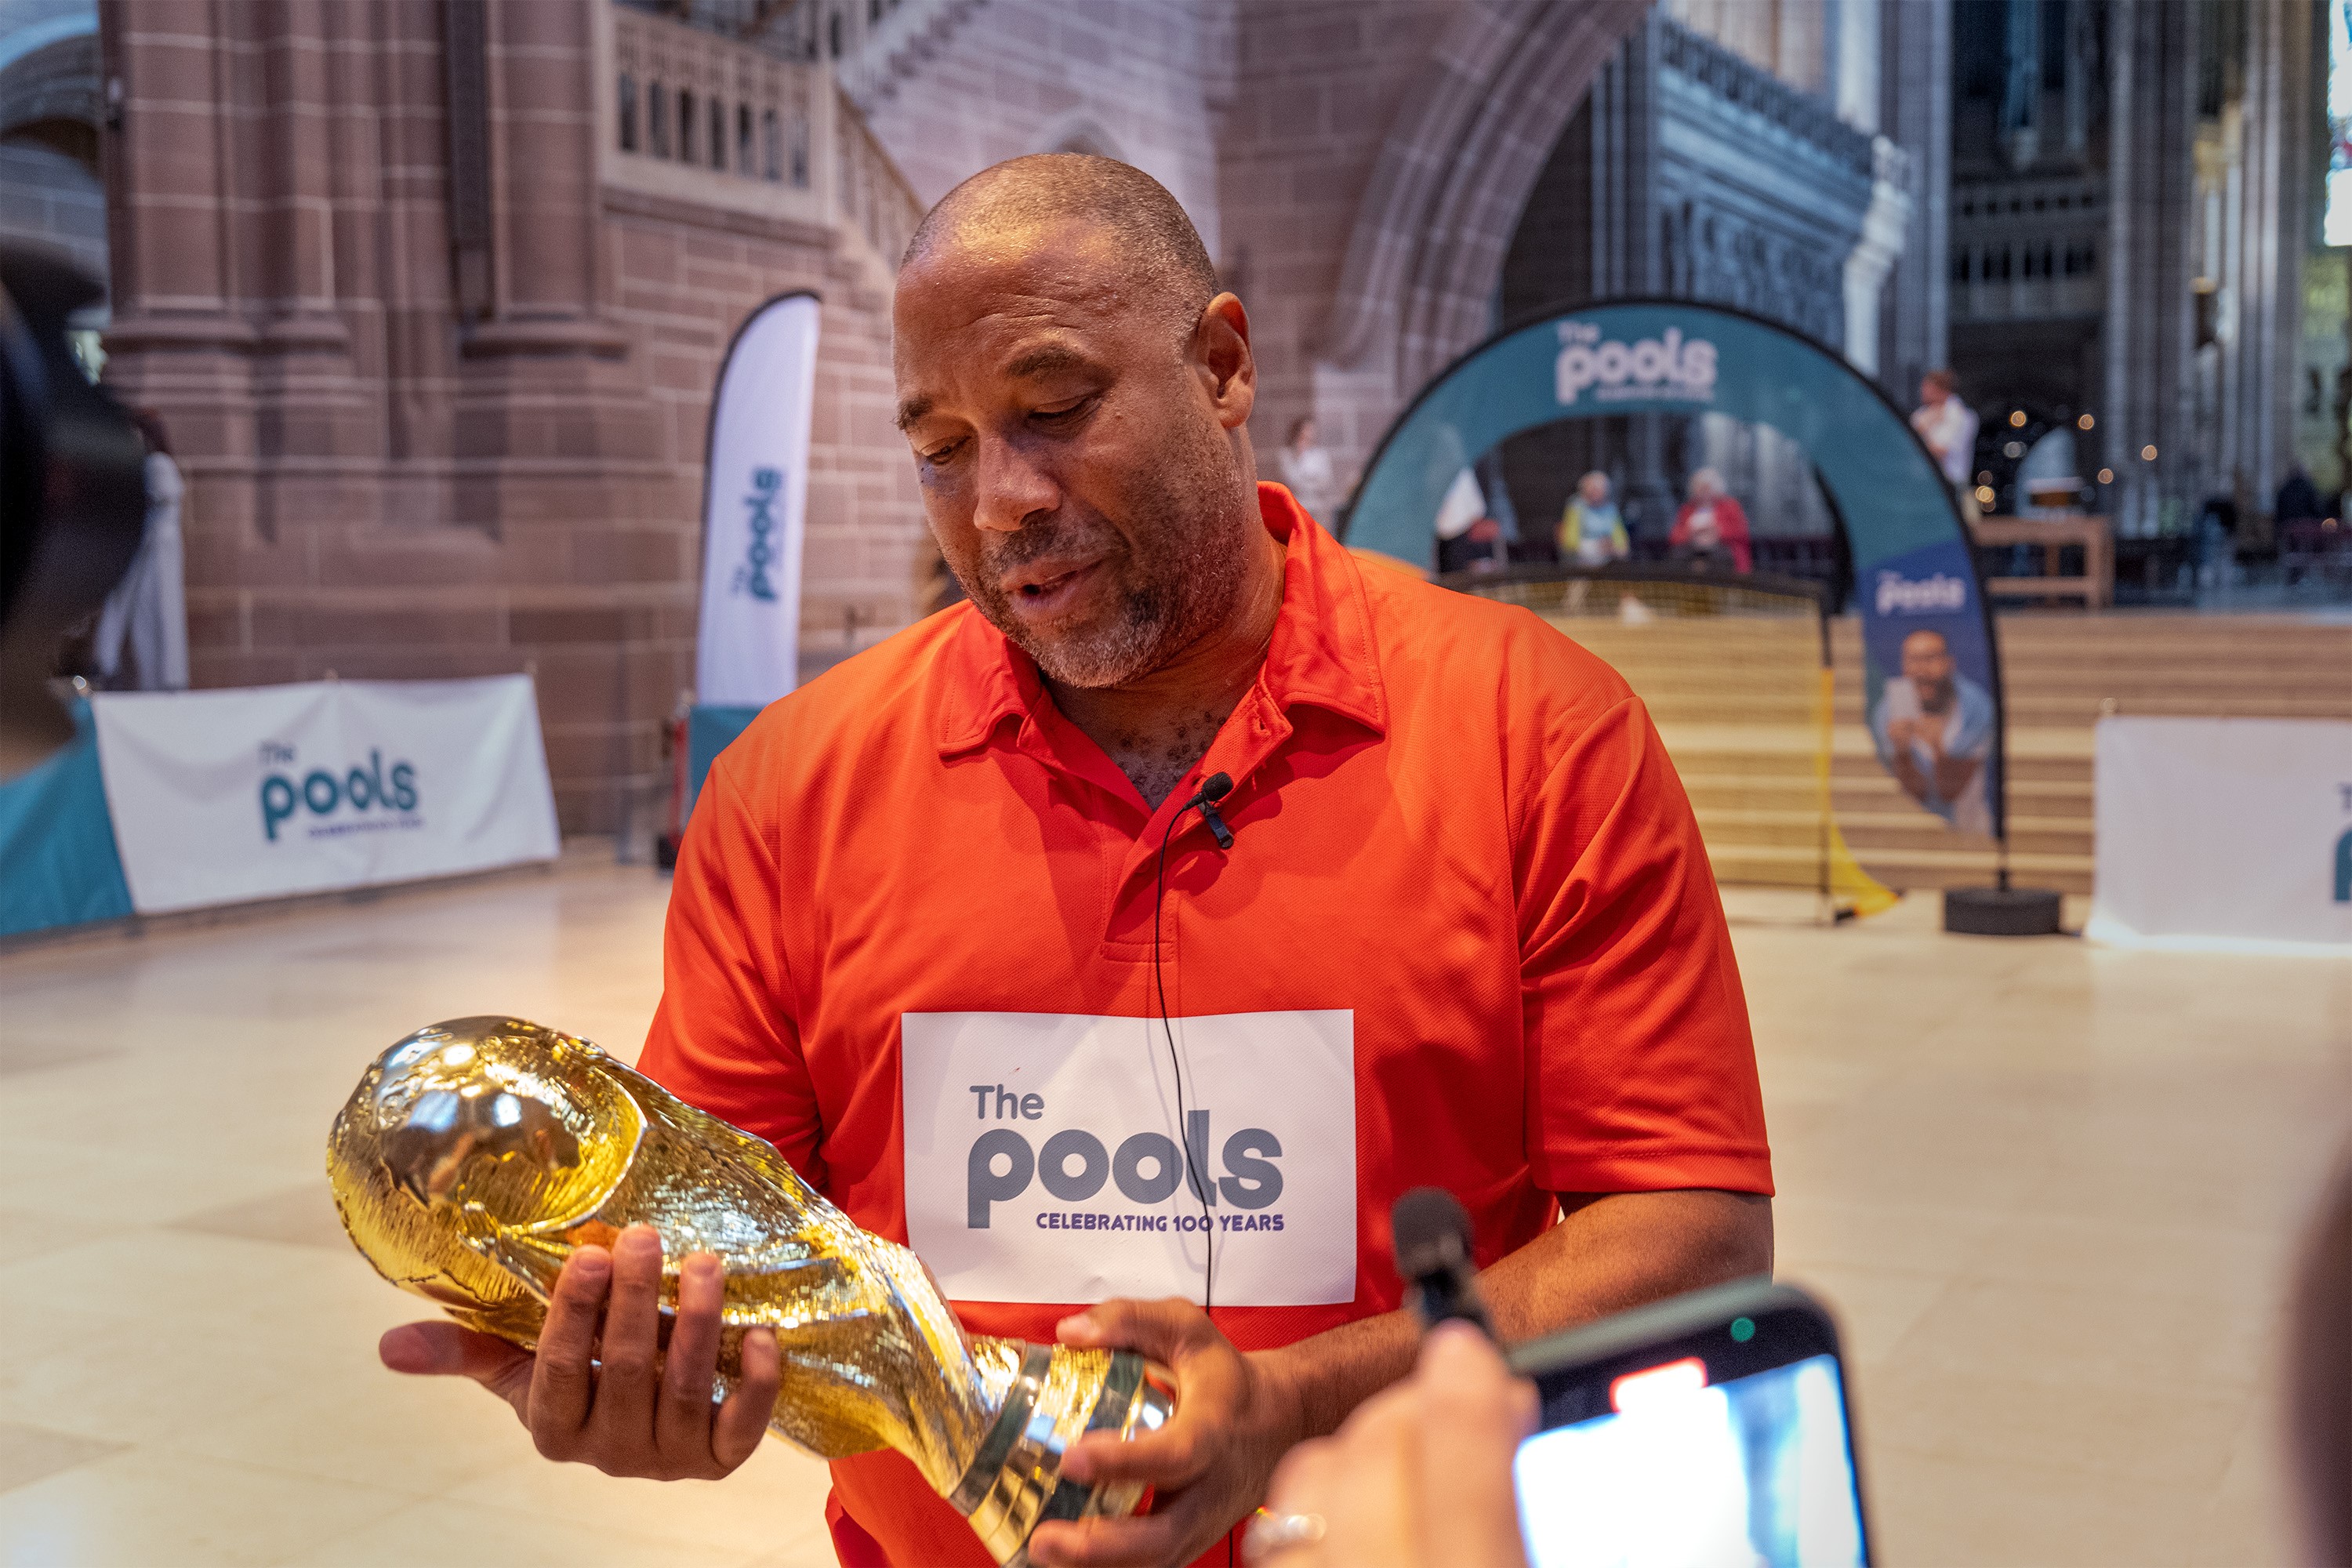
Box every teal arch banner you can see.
[1339,299,2006,841]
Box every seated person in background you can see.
[1557,470,1629,568]
[1669,468,1752,573]
[1871,628,1994,836]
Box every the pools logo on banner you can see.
[1859,541,2001,839]
[899,1010,1358,1308]
[90,676,558,915]
[697,292,819,710]
[1555,321,1719,408]
[259,746,420,841]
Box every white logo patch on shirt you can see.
[901,1010,1357,1308]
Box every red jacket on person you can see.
[1670,495,1754,572]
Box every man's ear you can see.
[1192,292,1256,431]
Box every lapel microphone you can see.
[1153,768,1236,1324]
[1185,771,1236,850]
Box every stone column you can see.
[460,0,626,357]
[2102,0,2201,535]
[2224,0,2314,510]
[1878,0,1949,399]
[1843,137,1911,377]
[1590,16,1676,534]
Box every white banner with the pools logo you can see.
[902,1010,1357,1308]
[90,676,559,915]
[696,291,818,709]
[2087,716,2352,953]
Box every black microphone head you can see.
[1200,771,1233,803]
[1391,1186,1472,1283]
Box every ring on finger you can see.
[1244,1508,1328,1561]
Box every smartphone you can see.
[1506,1279,1870,1568]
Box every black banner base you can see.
[1944,886,2064,937]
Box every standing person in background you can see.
[1669,468,1752,573]
[93,408,188,691]
[1279,416,1340,524]
[1911,369,1980,524]
[1557,470,1629,567]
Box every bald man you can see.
[381,155,1775,1568]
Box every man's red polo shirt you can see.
[637,484,1771,1566]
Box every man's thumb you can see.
[379,1321,528,1385]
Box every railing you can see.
[1657,19,1875,180]
[1951,175,2106,321]
[618,0,960,112]
[601,2,923,270]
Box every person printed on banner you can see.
[376,154,1773,1568]
[1871,629,1994,836]
[1277,416,1340,524]
[1557,471,1629,568]
[92,408,189,691]
[1910,369,1980,524]
[1669,468,1752,574]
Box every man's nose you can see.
[971,437,1060,534]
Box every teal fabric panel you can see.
[0,701,135,937]
[684,703,764,824]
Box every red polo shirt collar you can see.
[932,484,1388,765]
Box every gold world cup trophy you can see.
[327,1017,1173,1566]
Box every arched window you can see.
[763,108,782,182]
[710,97,726,169]
[648,82,669,158]
[738,103,753,176]
[618,73,637,152]
[679,88,695,164]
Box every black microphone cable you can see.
[1152,771,1233,1318]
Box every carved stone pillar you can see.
[2102,0,2201,535]
[1878,0,1949,399]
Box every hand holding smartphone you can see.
[1506,1280,1871,1568]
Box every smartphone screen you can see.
[1513,1351,1866,1568]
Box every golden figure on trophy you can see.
[327,1017,1172,1566]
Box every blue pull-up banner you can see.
[1340,300,2005,840]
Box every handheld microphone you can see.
[1392,1186,1497,1341]
[1188,771,1235,850]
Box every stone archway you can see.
[0,10,102,166]
[0,8,107,291]
[1319,0,1650,397]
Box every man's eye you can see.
[1033,397,1093,423]
[920,439,964,466]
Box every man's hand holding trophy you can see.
[329,1016,1174,1566]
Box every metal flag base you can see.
[1944,885,2064,937]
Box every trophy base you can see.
[949,1344,1175,1566]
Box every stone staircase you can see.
[1565,610,2351,897]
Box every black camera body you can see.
[0,244,149,775]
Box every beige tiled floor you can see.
[1,863,2345,1566]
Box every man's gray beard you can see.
[960,499,1257,691]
